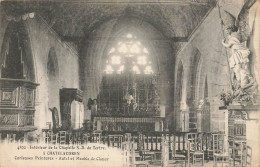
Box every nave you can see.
[0,0,259,166]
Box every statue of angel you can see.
[220,1,258,101]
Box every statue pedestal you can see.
[219,105,259,120]
[219,104,260,166]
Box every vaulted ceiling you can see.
[1,0,217,105]
[1,0,216,42]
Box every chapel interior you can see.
[0,0,259,166]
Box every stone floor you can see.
[146,160,230,167]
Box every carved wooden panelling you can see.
[19,87,26,108]
[19,115,34,126]
[0,88,19,107]
[0,114,18,125]
[0,79,39,131]
[25,88,35,108]
[0,113,34,126]
[0,87,35,109]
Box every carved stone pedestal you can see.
[220,104,260,166]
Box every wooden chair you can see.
[213,153,230,167]
[124,133,132,142]
[230,140,247,167]
[59,131,67,144]
[136,134,154,163]
[170,134,188,166]
[134,161,149,167]
[133,134,151,167]
[92,130,102,143]
[246,146,252,167]
[42,130,50,144]
[108,135,123,148]
[75,131,82,144]
[189,143,204,165]
[67,131,74,144]
[161,134,169,167]
[122,141,135,167]
[212,133,230,167]
[49,131,58,144]
[82,133,91,144]
[202,132,213,161]
[187,133,204,165]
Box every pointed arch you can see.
[0,21,35,81]
[188,48,201,103]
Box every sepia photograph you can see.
[0,0,259,166]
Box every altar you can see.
[91,73,165,132]
[89,45,165,132]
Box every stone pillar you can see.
[223,109,228,153]
[197,109,202,132]
[180,101,189,132]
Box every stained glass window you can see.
[104,34,153,74]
